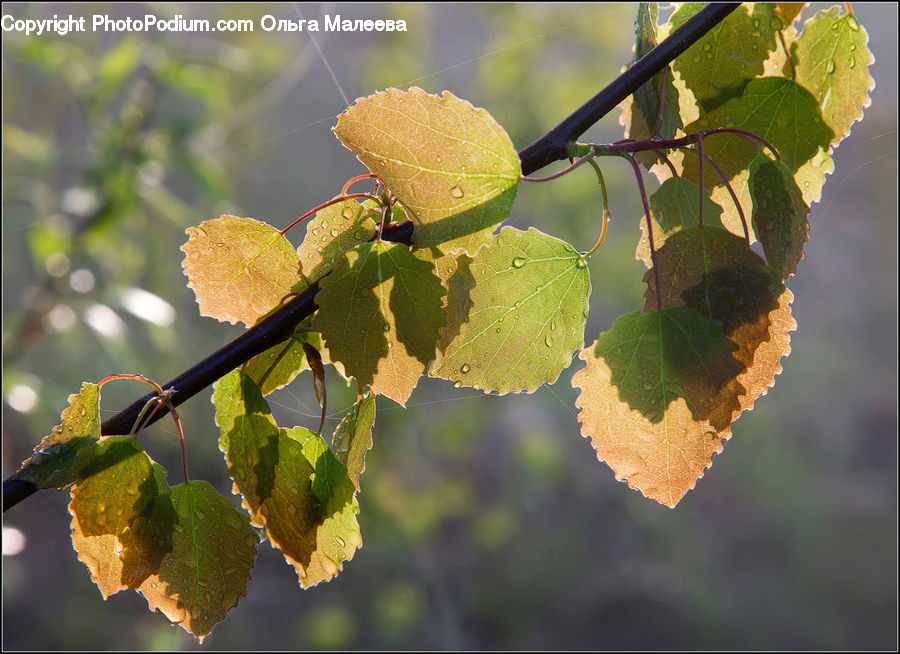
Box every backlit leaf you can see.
[14,382,100,489]
[297,197,379,284]
[643,226,790,429]
[137,481,257,643]
[572,308,745,507]
[332,390,376,492]
[636,176,725,267]
[430,227,590,394]
[683,77,834,186]
[69,437,157,599]
[792,6,875,145]
[242,320,324,396]
[213,370,362,589]
[313,241,445,406]
[333,87,520,254]
[181,215,304,327]
[749,158,810,279]
[620,3,682,168]
[670,3,781,110]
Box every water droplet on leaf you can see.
[512,257,526,268]
[826,59,835,73]
[460,363,470,374]
[342,208,354,219]
[450,185,464,198]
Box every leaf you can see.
[68,437,158,599]
[14,382,100,489]
[792,6,875,146]
[683,77,834,186]
[749,158,810,279]
[636,176,725,267]
[181,215,304,327]
[775,3,806,27]
[430,227,591,394]
[332,389,376,492]
[282,426,362,588]
[242,320,324,395]
[333,87,520,254]
[620,3,682,167]
[313,241,446,406]
[642,226,788,429]
[297,197,379,284]
[213,370,362,589]
[670,3,781,110]
[572,308,745,507]
[137,481,258,643]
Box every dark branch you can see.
[3,3,737,513]
[519,3,738,175]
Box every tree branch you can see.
[3,3,737,512]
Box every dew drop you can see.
[287,504,297,515]
[330,229,339,237]
[847,16,860,30]
[316,246,324,254]
[383,323,391,332]
[198,579,210,587]
[513,301,521,309]
[151,582,158,589]
[353,230,364,240]
[336,536,346,548]
[575,257,587,269]
[320,235,328,242]
[544,335,554,347]
[826,59,835,74]
[702,42,712,51]
[495,328,501,333]
[849,44,856,51]
[692,55,702,64]
[849,56,856,69]
[312,228,319,236]
[342,208,354,219]
[450,185,464,198]
[512,256,526,268]
[454,381,463,388]
[460,363,471,374]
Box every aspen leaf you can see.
[792,6,875,146]
[430,227,590,394]
[333,87,520,254]
[332,389,376,492]
[297,197,379,284]
[749,158,810,279]
[635,177,725,267]
[572,308,745,507]
[137,481,257,643]
[313,241,445,406]
[619,3,682,168]
[683,77,834,186]
[213,370,362,588]
[68,437,157,599]
[243,320,324,396]
[643,226,790,430]
[670,3,781,110]
[14,382,100,489]
[181,215,304,327]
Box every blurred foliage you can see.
[3,2,897,650]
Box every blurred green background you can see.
[2,3,896,650]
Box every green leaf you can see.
[749,158,810,279]
[623,2,683,166]
[137,481,258,644]
[213,370,362,589]
[333,87,520,254]
[430,227,591,394]
[69,437,158,599]
[243,320,324,395]
[332,390,376,492]
[282,426,361,589]
[642,226,788,430]
[297,197,379,284]
[683,77,834,186]
[572,307,745,507]
[792,6,875,146]
[636,176,725,267]
[181,215,304,327]
[670,3,781,110]
[14,382,101,489]
[313,241,446,406]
